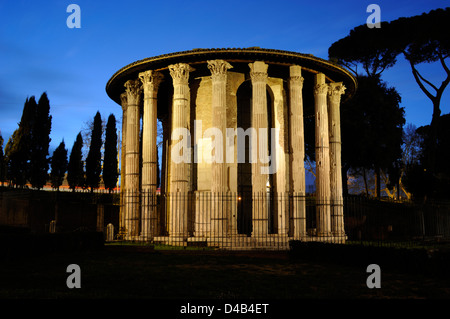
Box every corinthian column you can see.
[169,63,194,240]
[139,70,163,240]
[119,92,128,233]
[328,82,346,240]
[124,79,142,239]
[249,61,269,237]
[207,59,232,239]
[288,65,306,239]
[314,73,331,238]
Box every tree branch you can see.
[438,50,450,76]
[408,58,436,102]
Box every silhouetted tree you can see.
[29,92,52,189]
[329,7,450,173]
[67,132,84,191]
[103,114,118,192]
[85,112,103,192]
[0,133,5,183]
[5,97,37,187]
[50,140,68,190]
[340,75,405,197]
[403,114,450,200]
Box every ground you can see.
[1,245,449,303]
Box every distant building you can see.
[106,48,356,248]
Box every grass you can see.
[1,244,450,300]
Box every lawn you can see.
[1,243,449,301]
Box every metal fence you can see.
[116,190,450,249]
[343,196,450,246]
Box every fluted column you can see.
[208,59,232,239]
[314,73,331,238]
[249,61,269,237]
[124,79,142,238]
[139,70,163,240]
[169,63,194,239]
[119,92,128,232]
[328,82,346,239]
[288,65,306,239]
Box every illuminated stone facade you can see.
[106,48,356,248]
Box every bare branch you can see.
[408,59,436,102]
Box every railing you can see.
[117,191,450,250]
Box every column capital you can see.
[139,70,164,93]
[124,79,142,105]
[289,75,304,88]
[169,63,195,86]
[313,83,328,96]
[289,65,304,87]
[207,59,232,82]
[328,82,346,103]
[249,61,268,83]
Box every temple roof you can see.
[106,47,357,105]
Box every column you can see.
[208,60,232,239]
[289,65,307,239]
[124,79,142,239]
[249,61,269,237]
[139,70,163,240]
[328,82,346,239]
[314,73,331,238]
[169,63,194,239]
[119,92,127,233]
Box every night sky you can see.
[1,0,449,157]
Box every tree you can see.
[403,114,450,200]
[29,92,52,189]
[329,22,399,77]
[339,75,405,197]
[0,132,5,184]
[329,8,450,174]
[67,132,84,191]
[103,114,118,192]
[5,97,37,187]
[50,140,68,190]
[389,8,450,130]
[85,111,103,192]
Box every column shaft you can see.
[314,73,331,237]
[328,82,346,238]
[208,60,232,239]
[119,93,127,232]
[288,65,306,239]
[169,63,194,239]
[139,70,163,240]
[124,79,142,238]
[249,61,269,237]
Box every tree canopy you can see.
[50,140,68,190]
[67,132,84,191]
[340,75,405,196]
[329,7,450,129]
[85,111,103,191]
[5,96,37,187]
[103,113,118,192]
[29,92,52,189]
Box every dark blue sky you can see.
[1,0,449,155]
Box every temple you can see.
[105,48,357,249]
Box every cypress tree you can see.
[67,132,84,191]
[0,133,5,184]
[30,92,52,189]
[7,97,36,187]
[50,140,68,190]
[85,111,103,192]
[103,114,118,192]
